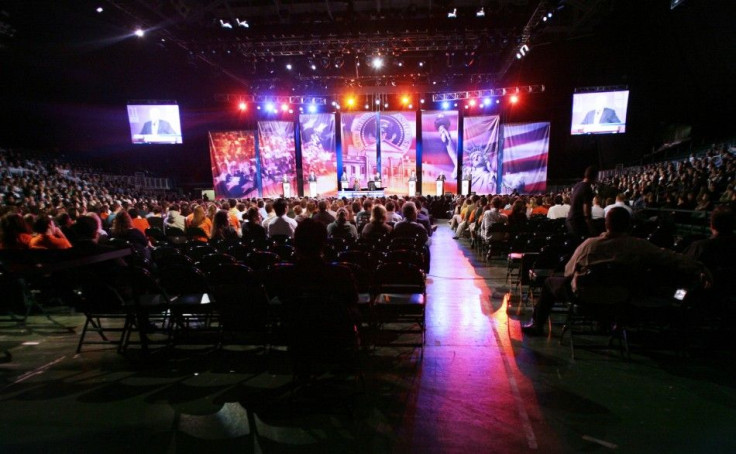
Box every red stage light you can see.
[510,95,519,104]
[238,102,247,111]
[401,95,410,105]
[469,99,476,107]
[281,103,289,112]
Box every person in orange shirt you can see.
[29,216,72,249]
[529,196,549,216]
[0,213,33,249]
[128,208,150,235]
[188,206,212,242]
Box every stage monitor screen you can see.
[570,90,629,135]
[127,103,183,144]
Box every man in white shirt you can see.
[603,193,633,217]
[591,196,605,220]
[546,195,570,220]
[265,199,298,238]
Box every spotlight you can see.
[483,97,491,106]
[364,104,369,109]
[542,16,547,22]
[384,103,389,108]
[401,96,410,105]
[510,95,519,104]
[311,64,317,70]
[299,107,303,112]
[420,99,425,104]
[476,7,485,17]
[96,6,103,13]
[548,12,553,18]
[288,109,293,114]
[257,106,261,110]
[408,104,413,109]
[220,20,233,29]
[375,99,381,105]
[236,18,249,28]
[334,56,344,68]
[372,57,384,69]
[418,61,425,67]
[285,63,292,70]
[447,8,457,18]
[516,53,522,59]
[134,28,145,37]
[469,99,476,107]
[346,97,355,107]
[238,102,247,111]
[281,103,289,112]
[265,102,274,112]
[307,104,317,113]
[441,101,450,110]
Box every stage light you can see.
[134,28,145,37]
[408,104,413,109]
[307,104,317,113]
[364,104,369,109]
[447,8,457,18]
[257,106,261,110]
[346,97,355,107]
[288,109,293,114]
[96,6,103,13]
[372,57,383,69]
[420,99,425,104]
[285,63,292,70]
[516,53,522,59]
[220,20,233,29]
[441,101,450,110]
[310,64,317,70]
[281,103,288,112]
[334,56,344,68]
[464,105,469,109]
[548,12,553,18]
[401,95,410,105]
[375,99,381,105]
[238,102,247,111]
[476,7,485,17]
[483,97,492,106]
[384,103,389,108]
[419,61,425,67]
[335,104,341,110]
[510,95,519,104]
[299,107,303,112]
[469,99,476,107]
[496,99,500,104]
[265,102,274,112]
[331,101,337,106]
[236,18,249,28]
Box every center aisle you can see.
[395,222,561,453]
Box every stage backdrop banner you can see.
[209,130,258,199]
[462,115,500,195]
[340,112,379,189]
[257,121,297,198]
[379,111,417,195]
[500,122,550,194]
[299,113,337,196]
[421,110,459,194]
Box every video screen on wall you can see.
[570,90,629,135]
[127,103,183,144]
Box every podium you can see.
[461,179,470,196]
[408,180,416,197]
[435,180,444,196]
[308,181,317,197]
[374,179,382,189]
[282,181,291,198]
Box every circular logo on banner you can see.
[352,113,412,155]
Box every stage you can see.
[338,189,386,198]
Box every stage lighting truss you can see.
[431,85,545,102]
[215,94,328,105]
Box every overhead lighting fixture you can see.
[285,63,292,70]
[96,6,103,13]
[476,7,485,17]
[372,57,384,69]
[236,18,249,28]
[220,20,233,29]
[134,28,145,37]
[447,8,457,18]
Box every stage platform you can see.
[338,189,385,198]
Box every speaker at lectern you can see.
[435,179,444,196]
[309,181,317,197]
[461,178,470,196]
[408,180,416,197]
[282,181,291,198]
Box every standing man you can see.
[567,166,597,239]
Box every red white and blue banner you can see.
[340,112,379,189]
[258,121,297,197]
[462,115,500,195]
[500,122,550,194]
[209,130,258,199]
[299,113,337,196]
[378,111,417,195]
[420,110,459,194]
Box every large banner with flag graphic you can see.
[462,115,500,195]
[378,111,417,195]
[340,112,379,189]
[209,130,258,199]
[299,113,337,196]
[258,121,297,198]
[421,110,459,194]
[499,122,550,194]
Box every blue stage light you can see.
[307,104,317,113]
[441,101,450,110]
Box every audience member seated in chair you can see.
[522,207,712,336]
